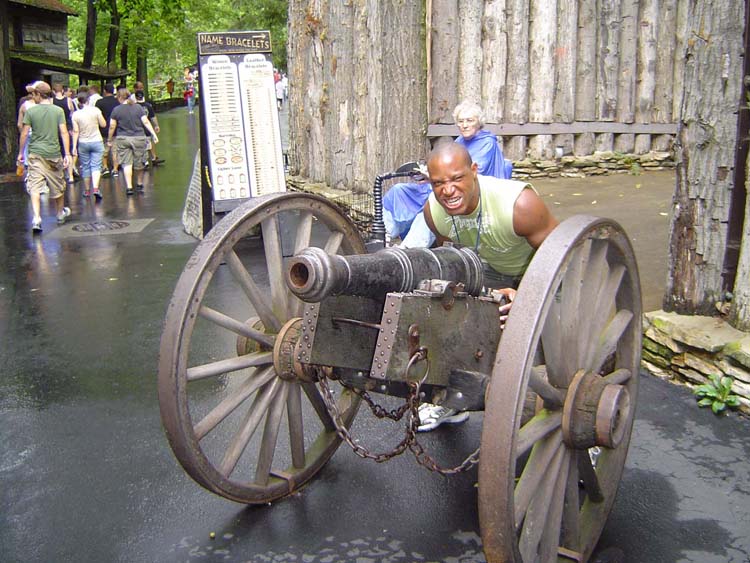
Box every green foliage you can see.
[693,374,741,415]
[66,0,288,97]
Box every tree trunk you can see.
[106,0,120,70]
[136,46,147,96]
[614,0,638,153]
[458,0,482,103]
[652,0,677,151]
[503,0,529,160]
[83,0,97,68]
[429,0,458,123]
[120,31,129,80]
[574,0,595,156]
[594,0,619,152]
[481,0,507,123]
[288,0,425,192]
[730,150,750,330]
[0,0,17,172]
[527,0,556,159]
[664,2,745,315]
[635,0,657,154]
[553,1,577,156]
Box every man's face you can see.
[428,153,480,216]
[456,114,481,140]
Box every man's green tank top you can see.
[428,176,536,276]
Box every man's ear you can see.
[471,162,478,174]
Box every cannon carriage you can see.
[158,190,641,563]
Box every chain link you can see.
[316,351,481,474]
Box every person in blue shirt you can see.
[383,100,512,249]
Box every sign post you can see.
[196,30,286,233]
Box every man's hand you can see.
[63,155,70,167]
[491,288,517,330]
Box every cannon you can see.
[158,192,642,563]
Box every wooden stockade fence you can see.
[428,0,687,161]
[288,0,694,192]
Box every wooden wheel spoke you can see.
[287,382,306,468]
[324,230,344,255]
[294,211,314,253]
[301,381,337,432]
[198,305,274,348]
[186,351,273,381]
[541,297,565,386]
[516,410,563,458]
[254,381,291,486]
[561,452,581,551]
[603,367,632,385]
[226,249,283,332]
[529,366,564,407]
[519,444,567,561]
[558,239,592,378]
[539,449,572,562]
[194,366,276,440]
[582,264,626,370]
[219,378,282,477]
[262,215,293,321]
[591,309,634,374]
[514,430,563,529]
[575,241,610,368]
[577,450,603,503]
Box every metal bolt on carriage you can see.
[158,168,642,563]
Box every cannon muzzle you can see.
[286,245,484,302]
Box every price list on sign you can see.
[197,31,285,213]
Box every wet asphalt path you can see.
[1,107,749,563]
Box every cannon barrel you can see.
[285,245,484,302]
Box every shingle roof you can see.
[10,0,78,16]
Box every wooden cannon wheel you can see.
[479,215,642,563]
[158,192,366,504]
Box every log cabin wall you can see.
[428,0,690,161]
[287,1,702,191]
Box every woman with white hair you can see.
[452,100,512,179]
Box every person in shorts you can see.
[16,81,72,232]
[107,88,159,195]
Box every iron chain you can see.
[316,351,481,474]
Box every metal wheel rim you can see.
[158,192,366,504]
[479,215,642,563]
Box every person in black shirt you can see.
[133,82,164,166]
[52,82,76,183]
[96,83,121,176]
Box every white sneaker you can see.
[31,217,42,232]
[56,207,71,224]
[417,403,469,432]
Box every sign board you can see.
[197,31,286,215]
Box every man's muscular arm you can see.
[423,201,452,246]
[512,187,558,249]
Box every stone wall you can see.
[642,310,750,415]
[511,150,674,179]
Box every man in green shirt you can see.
[416,141,559,431]
[16,81,72,232]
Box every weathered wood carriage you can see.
[158,191,641,563]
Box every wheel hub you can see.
[236,317,270,356]
[273,318,304,381]
[562,370,632,449]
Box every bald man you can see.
[417,142,558,431]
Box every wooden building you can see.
[8,0,127,97]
